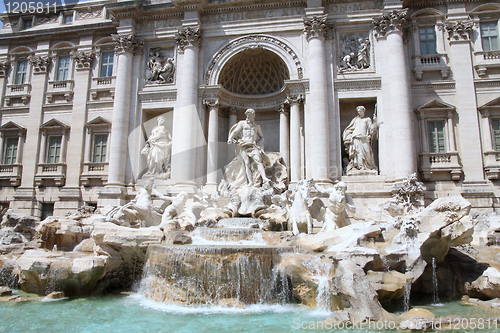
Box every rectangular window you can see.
[3,137,18,165]
[481,22,499,52]
[92,134,108,163]
[15,60,28,85]
[63,14,73,25]
[492,119,500,151]
[101,52,114,77]
[41,203,54,220]
[22,18,32,30]
[47,136,62,163]
[428,121,446,153]
[57,56,70,81]
[419,26,437,55]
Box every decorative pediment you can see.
[40,118,70,131]
[416,99,455,112]
[479,97,500,111]
[85,116,111,131]
[0,121,26,135]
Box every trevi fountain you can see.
[1,107,500,332]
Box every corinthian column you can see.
[373,9,416,179]
[106,34,142,191]
[171,26,201,187]
[204,99,219,191]
[278,104,290,167]
[445,20,484,183]
[287,94,304,183]
[304,15,332,183]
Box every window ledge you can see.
[46,80,74,103]
[4,84,31,106]
[35,163,66,186]
[80,162,108,186]
[419,152,462,181]
[484,151,500,179]
[474,51,500,77]
[0,164,22,186]
[412,54,450,80]
[90,77,116,101]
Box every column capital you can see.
[176,26,202,51]
[70,51,94,71]
[0,59,9,77]
[372,9,409,38]
[28,55,51,74]
[112,33,143,55]
[276,104,289,114]
[285,94,305,105]
[203,98,219,109]
[445,20,474,42]
[303,15,334,41]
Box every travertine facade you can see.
[0,0,499,217]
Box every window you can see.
[3,138,18,165]
[101,52,114,77]
[47,136,62,163]
[481,22,499,52]
[492,119,500,151]
[15,60,28,85]
[41,203,54,220]
[419,26,437,55]
[22,18,32,30]
[428,120,446,153]
[63,14,73,25]
[92,134,108,163]
[57,56,70,81]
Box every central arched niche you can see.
[219,48,290,95]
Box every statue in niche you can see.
[320,182,356,232]
[147,49,175,83]
[342,105,378,175]
[227,108,271,187]
[141,116,172,177]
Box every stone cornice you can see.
[372,9,408,38]
[175,26,202,51]
[303,15,334,41]
[445,19,474,42]
[112,33,144,55]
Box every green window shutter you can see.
[3,137,18,165]
[47,136,62,164]
[428,121,446,153]
[92,134,108,163]
[493,119,500,151]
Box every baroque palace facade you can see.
[0,0,500,218]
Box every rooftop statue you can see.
[342,105,378,175]
[141,116,172,177]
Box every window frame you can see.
[418,26,438,55]
[56,55,71,82]
[92,133,108,163]
[3,137,19,165]
[46,135,62,164]
[100,51,114,78]
[14,60,28,85]
[480,21,499,52]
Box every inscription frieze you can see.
[202,7,305,24]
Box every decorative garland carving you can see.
[71,51,94,70]
[175,26,202,51]
[203,99,220,109]
[285,94,304,105]
[205,35,303,84]
[372,9,409,37]
[445,20,473,41]
[28,55,51,74]
[303,15,334,41]
[112,34,143,55]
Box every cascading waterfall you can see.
[0,256,19,288]
[139,244,293,306]
[432,257,440,305]
[403,279,412,312]
[380,254,390,272]
[303,257,335,312]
